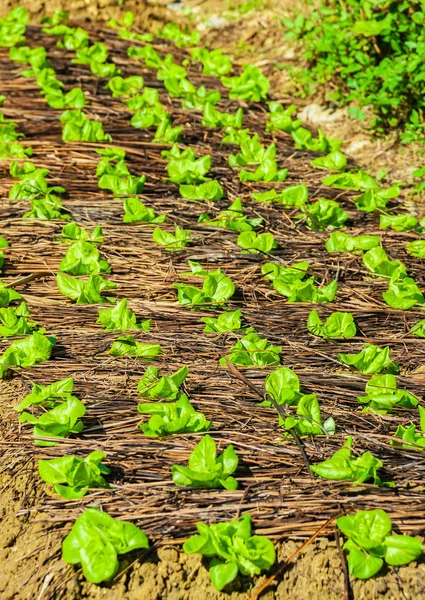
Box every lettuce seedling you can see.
[410,319,425,338]
[308,310,356,339]
[20,396,85,446]
[131,104,169,129]
[157,22,201,47]
[128,44,163,68]
[153,118,183,143]
[39,451,110,499]
[56,273,116,304]
[323,170,378,191]
[353,186,399,213]
[123,197,166,223]
[62,508,149,583]
[228,135,266,167]
[237,231,277,254]
[262,262,337,303]
[98,172,146,195]
[239,144,288,182]
[338,344,398,375]
[109,336,162,359]
[167,147,211,184]
[302,198,348,230]
[266,102,301,132]
[311,150,347,171]
[97,298,150,331]
[0,302,40,337]
[190,47,232,76]
[260,366,302,407]
[202,103,243,128]
[183,513,275,591]
[180,180,224,201]
[221,65,270,101]
[157,54,187,81]
[383,274,424,310]
[174,268,235,307]
[0,7,28,48]
[311,437,384,484]
[152,226,191,251]
[362,247,406,279]
[125,87,160,110]
[14,376,74,412]
[392,406,425,448]
[292,128,342,152]
[253,184,309,207]
[172,434,238,490]
[337,509,423,579]
[138,394,211,436]
[380,213,418,232]
[199,198,261,232]
[0,279,22,307]
[221,127,251,144]
[61,110,112,143]
[406,240,425,258]
[282,394,335,436]
[262,261,309,284]
[0,332,55,379]
[105,75,144,98]
[61,222,103,243]
[221,332,281,367]
[180,85,221,111]
[201,310,245,333]
[357,374,419,414]
[325,232,380,254]
[137,365,189,399]
[60,240,111,276]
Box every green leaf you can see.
[410,319,425,338]
[382,275,424,310]
[237,231,277,254]
[201,310,244,333]
[152,226,191,251]
[283,394,334,437]
[221,332,281,367]
[357,374,419,413]
[406,240,425,259]
[97,298,149,331]
[122,197,165,224]
[180,180,224,201]
[380,214,418,232]
[338,344,398,375]
[138,394,211,436]
[57,273,116,304]
[325,232,380,254]
[209,560,239,591]
[346,544,384,579]
[307,309,356,339]
[19,396,85,446]
[362,247,406,279]
[302,198,348,231]
[311,150,347,171]
[221,65,270,101]
[384,536,423,566]
[109,336,162,359]
[262,366,301,407]
[337,509,392,550]
[137,365,189,399]
[174,269,235,307]
[60,240,110,276]
[0,332,55,379]
[14,376,74,411]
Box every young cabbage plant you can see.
[0,332,55,379]
[137,365,189,399]
[123,197,166,224]
[172,434,239,490]
[237,231,277,254]
[410,319,425,338]
[138,394,211,436]
[282,394,335,436]
[406,240,425,259]
[109,336,162,359]
[391,406,425,448]
[61,109,112,143]
[380,213,418,232]
[338,344,398,375]
[183,514,275,591]
[157,22,201,47]
[323,170,377,191]
[180,180,224,201]
[260,366,302,407]
[266,102,301,133]
[56,273,116,304]
[202,103,243,129]
[0,280,23,307]
[357,374,420,414]
[174,268,235,307]
[220,332,281,367]
[190,47,233,76]
[311,150,347,171]
[382,274,424,310]
[0,302,40,337]
[62,508,149,583]
[239,145,288,183]
[105,75,144,98]
[59,240,111,276]
[61,222,103,243]
[198,198,262,232]
[311,437,385,485]
[337,509,422,579]
[152,226,191,251]
[362,247,406,279]
[353,186,399,213]
[97,298,150,331]
[19,395,85,446]
[252,184,309,207]
[301,198,348,231]
[201,310,246,333]
[221,65,270,101]
[39,451,110,499]
[292,128,342,153]
[325,232,380,254]
[14,376,75,412]
[307,310,356,339]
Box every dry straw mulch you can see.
[1,21,425,598]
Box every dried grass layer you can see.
[1,23,425,600]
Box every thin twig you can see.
[336,526,352,600]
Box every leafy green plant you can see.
[153,118,183,143]
[260,366,302,407]
[166,146,211,184]
[392,406,425,448]
[0,7,28,48]
[0,302,39,337]
[237,231,276,254]
[20,395,85,446]
[157,22,201,47]
[266,102,301,133]
[301,198,348,231]
[39,451,110,499]
[57,273,116,304]
[198,198,261,232]
[338,344,398,375]
[325,232,380,254]
[62,508,149,583]
[311,437,384,484]
[282,394,335,436]
[239,145,288,182]
[311,151,347,171]
[123,197,166,223]
[362,247,406,279]
[253,184,309,207]
[125,87,160,110]
[183,513,275,591]
[61,110,112,143]
[221,65,269,101]
[221,332,281,367]
[105,75,144,98]
[61,222,103,243]
[59,240,110,276]
[0,332,55,379]
[201,310,246,333]
[410,319,425,338]
[97,298,150,331]
[262,262,337,304]
[137,365,189,399]
[109,336,162,359]
[14,376,74,412]
[307,310,356,339]
[172,434,238,490]
[202,103,243,129]
[228,135,266,167]
[0,280,23,307]
[152,226,191,251]
[406,240,425,259]
[380,213,418,232]
[292,128,342,153]
[323,170,377,191]
[131,104,168,129]
[190,47,232,76]
[382,274,424,310]
[174,268,235,307]
[138,394,211,436]
[180,180,224,201]
[337,510,422,580]
[353,186,399,213]
[357,374,419,414]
